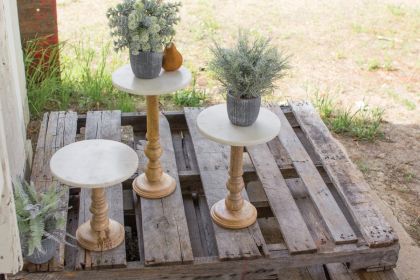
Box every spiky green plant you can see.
[107,0,181,54]
[210,32,290,99]
[14,180,73,256]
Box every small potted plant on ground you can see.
[107,0,181,79]
[210,32,289,126]
[14,180,74,264]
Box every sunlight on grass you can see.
[386,90,416,110]
[24,37,138,119]
[173,75,208,107]
[312,92,384,141]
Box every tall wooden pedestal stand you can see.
[112,65,191,199]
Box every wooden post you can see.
[210,146,257,229]
[133,95,176,199]
[76,187,124,252]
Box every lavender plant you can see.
[210,32,290,99]
[107,0,181,54]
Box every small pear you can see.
[163,43,183,71]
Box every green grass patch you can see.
[387,4,406,17]
[173,76,207,107]
[24,37,137,119]
[312,93,384,141]
[386,90,416,110]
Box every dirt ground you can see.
[57,0,419,278]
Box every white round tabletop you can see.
[50,139,139,188]
[197,104,281,146]
[112,64,192,96]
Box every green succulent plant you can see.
[210,32,290,99]
[14,180,73,256]
[107,0,181,54]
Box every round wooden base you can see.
[76,219,125,251]
[210,199,257,229]
[133,172,176,199]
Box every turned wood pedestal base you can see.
[133,172,176,199]
[210,146,258,229]
[76,219,125,252]
[211,199,257,229]
[76,188,125,251]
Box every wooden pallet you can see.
[20,102,400,279]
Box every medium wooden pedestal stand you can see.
[132,96,176,198]
[197,104,281,229]
[211,146,258,229]
[50,139,139,251]
[111,65,192,199]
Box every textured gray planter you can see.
[130,51,163,79]
[24,238,57,264]
[227,92,261,126]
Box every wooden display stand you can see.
[19,102,400,280]
[50,139,138,252]
[196,104,281,229]
[112,65,191,199]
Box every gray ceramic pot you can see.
[24,238,57,264]
[130,51,163,79]
[227,92,261,126]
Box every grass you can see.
[312,92,384,141]
[386,90,416,110]
[24,37,137,119]
[173,75,208,107]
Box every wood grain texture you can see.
[29,112,77,271]
[271,106,357,245]
[135,114,193,266]
[290,101,397,248]
[185,108,269,260]
[13,246,400,280]
[75,111,126,269]
[247,144,317,254]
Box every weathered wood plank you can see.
[326,263,361,280]
[286,178,333,249]
[76,111,126,269]
[185,107,269,260]
[300,265,328,280]
[358,270,399,280]
[247,144,317,254]
[290,101,398,248]
[183,194,206,257]
[14,243,400,280]
[135,114,193,266]
[271,106,357,244]
[29,111,77,271]
[197,195,218,256]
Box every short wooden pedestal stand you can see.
[197,104,281,229]
[112,65,191,199]
[50,139,138,251]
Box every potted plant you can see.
[14,180,74,264]
[107,0,181,79]
[210,32,289,126]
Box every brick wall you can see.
[17,0,59,45]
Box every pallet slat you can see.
[271,106,357,244]
[185,108,269,260]
[247,144,317,254]
[290,101,397,248]
[135,114,193,266]
[75,111,126,269]
[29,111,77,271]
